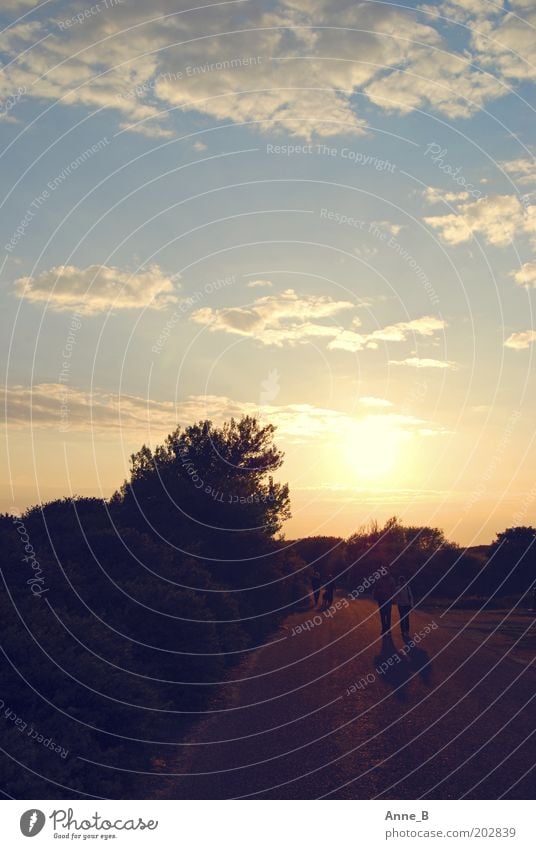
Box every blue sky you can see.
[1,0,535,543]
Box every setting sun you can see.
[341,417,411,482]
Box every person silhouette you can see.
[311,569,322,607]
[321,574,336,610]
[394,574,414,640]
[373,570,396,635]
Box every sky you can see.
[1,0,535,546]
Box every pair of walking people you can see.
[311,570,335,610]
[373,572,413,639]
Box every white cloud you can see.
[364,49,506,119]
[327,329,366,352]
[501,157,536,187]
[389,357,457,369]
[3,383,444,443]
[150,3,440,140]
[424,195,536,246]
[423,0,536,83]
[510,262,536,288]
[328,315,446,352]
[245,279,273,289]
[471,0,536,83]
[367,316,446,343]
[0,2,365,139]
[14,264,178,314]
[419,0,497,26]
[191,288,353,345]
[504,330,536,350]
[3,383,180,435]
[359,396,393,408]
[371,220,403,235]
[423,187,470,205]
[195,290,446,353]
[0,0,525,139]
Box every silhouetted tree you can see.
[0,416,298,800]
[480,526,536,598]
[345,517,465,599]
[111,417,291,564]
[292,536,345,580]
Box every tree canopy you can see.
[111,416,291,561]
[481,526,536,597]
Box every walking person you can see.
[321,574,336,610]
[373,570,396,635]
[394,575,414,640]
[311,569,322,607]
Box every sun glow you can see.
[340,417,411,482]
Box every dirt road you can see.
[159,597,535,799]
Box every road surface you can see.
[156,596,535,799]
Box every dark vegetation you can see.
[303,519,535,608]
[1,416,534,798]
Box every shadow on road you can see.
[374,635,432,700]
[405,643,433,685]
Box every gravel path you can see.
[157,597,535,799]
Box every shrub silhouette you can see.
[0,417,301,798]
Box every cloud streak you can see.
[193,289,447,354]
[389,357,457,369]
[14,264,178,314]
[3,383,446,444]
[191,288,353,345]
[328,316,446,353]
